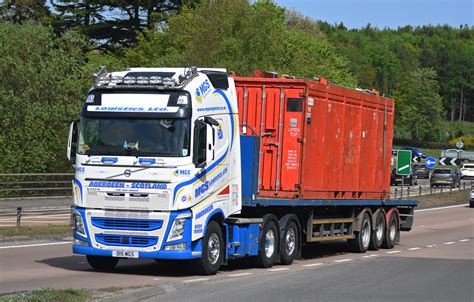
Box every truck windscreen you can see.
[78,117,190,157]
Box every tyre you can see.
[470,201,474,208]
[382,212,399,249]
[280,220,299,265]
[254,215,279,268]
[86,255,119,270]
[348,212,371,253]
[198,220,224,275]
[369,212,385,251]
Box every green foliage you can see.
[0,23,92,173]
[0,288,89,302]
[394,68,444,141]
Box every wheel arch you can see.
[353,208,373,232]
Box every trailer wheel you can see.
[348,212,371,253]
[86,255,119,270]
[198,220,224,275]
[254,215,279,268]
[369,212,385,250]
[382,212,399,249]
[280,221,299,265]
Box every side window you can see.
[193,120,207,167]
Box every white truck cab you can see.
[68,67,243,274]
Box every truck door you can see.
[279,90,305,192]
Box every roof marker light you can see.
[163,77,176,87]
[123,76,136,84]
[136,76,149,85]
[149,76,162,84]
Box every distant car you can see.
[470,188,474,208]
[430,168,460,188]
[400,146,427,159]
[460,163,474,179]
[390,168,418,186]
[412,163,430,179]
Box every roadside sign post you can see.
[397,150,412,199]
[456,140,464,159]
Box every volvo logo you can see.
[124,169,132,177]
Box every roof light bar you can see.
[94,74,178,88]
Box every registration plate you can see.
[112,250,138,258]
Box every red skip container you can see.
[234,75,394,200]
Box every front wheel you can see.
[86,255,119,270]
[348,212,371,253]
[198,220,224,275]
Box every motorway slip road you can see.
[0,205,473,302]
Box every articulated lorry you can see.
[68,67,416,274]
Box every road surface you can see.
[0,204,472,301]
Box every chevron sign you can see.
[438,157,464,166]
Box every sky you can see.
[274,0,474,29]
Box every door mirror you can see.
[193,120,207,168]
[67,120,78,164]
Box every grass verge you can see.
[0,225,71,239]
[0,289,89,302]
[415,188,471,209]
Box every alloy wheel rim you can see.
[208,233,220,265]
[265,229,275,258]
[361,219,371,248]
[285,227,296,256]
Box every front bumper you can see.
[72,206,202,260]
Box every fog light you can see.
[164,243,187,251]
[73,238,89,246]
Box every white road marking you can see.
[227,272,253,277]
[416,204,468,212]
[460,239,470,242]
[362,254,379,258]
[408,247,421,251]
[268,267,289,272]
[0,241,70,249]
[386,250,401,254]
[302,263,324,267]
[78,261,86,264]
[426,245,434,248]
[153,278,160,281]
[443,242,455,245]
[183,278,209,283]
[334,259,353,263]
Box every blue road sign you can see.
[425,157,437,169]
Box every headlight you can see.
[72,211,87,238]
[167,218,186,242]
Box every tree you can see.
[0,23,92,172]
[394,68,444,141]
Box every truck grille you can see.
[91,217,163,231]
[95,234,158,247]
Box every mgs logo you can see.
[195,79,211,103]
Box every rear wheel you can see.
[198,220,224,275]
[369,212,385,251]
[348,212,371,253]
[254,215,279,268]
[382,212,399,249]
[280,221,299,265]
[86,255,119,270]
